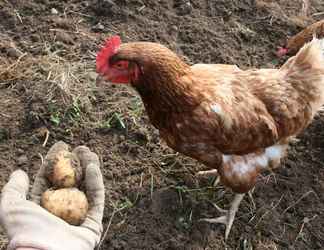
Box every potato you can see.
[41,188,89,226]
[45,149,82,188]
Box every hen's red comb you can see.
[96,35,121,74]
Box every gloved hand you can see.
[0,142,105,250]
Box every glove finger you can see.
[72,146,99,170]
[31,141,68,204]
[1,170,29,204]
[80,162,105,237]
[30,163,49,204]
[45,141,69,157]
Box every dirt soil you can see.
[1,0,324,249]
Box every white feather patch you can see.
[222,144,286,174]
[210,103,233,129]
[265,145,285,160]
[211,104,223,114]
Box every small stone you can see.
[17,149,25,155]
[87,72,97,81]
[177,1,192,16]
[6,47,23,59]
[81,1,89,7]
[51,8,59,15]
[92,23,105,32]
[171,25,178,32]
[17,155,28,166]
[303,217,310,223]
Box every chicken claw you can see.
[199,193,245,240]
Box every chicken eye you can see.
[115,62,124,69]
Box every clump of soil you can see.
[1,0,324,249]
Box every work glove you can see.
[0,142,105,250]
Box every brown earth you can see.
[1,0,324,249]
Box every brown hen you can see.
[96,36,324,239]
[277,19,324,56]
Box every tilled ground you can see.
[1,0,324,249]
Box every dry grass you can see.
[0,32,146,134]
[1,0,324,249]
[255,239,279,250]
[1,52,94,105]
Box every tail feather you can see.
[280,37,324,114]
[299,36,324,65]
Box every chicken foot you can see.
[199,193,245,240]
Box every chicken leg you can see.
[199,193,245,240]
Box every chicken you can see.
[277,19,324,57]
[96,35,324,239]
